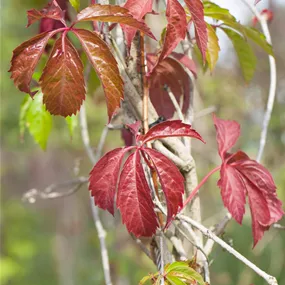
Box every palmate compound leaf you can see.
[76,4,155,40]
[147,55,191,119]
[122,0,154,48]
[89,120,204,236]
[140,120,205,145]
[185,0,208,62]
[117,150,159,236]
[214,115,284,246]
[142,148,184,228]
[155,0,187,67]
[39,35,85,117]
[74,29,124,121]
[27,0,66,28]
[9,30,57,96]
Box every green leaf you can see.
[243,26,273,56]
[206,24,220,71]
[204,1,236,22]
[139,275,152,285]
[20,91,52,150]
[165,261,205,285]
[19,95,32,139]
[221,27,257,82]
[65,115,78,138]
[166,275,187,285]
[69,0,80,12]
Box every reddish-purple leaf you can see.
[76,4,155,40]
[147,55,191,119]
[89,147,132,215]
[171,52,197,78]
[143,148,184,227]
[214,116,284,246]
[156,0,187,65]
[213,114,240,159]
[117,150,159,236]
[9,31,55,96]
[126,121,141,137]
[254,0,261,4]
[122,0,154,48]
[140,120,205,145]
[27,0,65,28]
[218,162,247,224]
[74,29,123,121]
[185,0,208,62]
[39,0,70,34]
[40,35,85,117]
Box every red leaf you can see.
[89,147,133,215]
[218,162,247,224]
[27,0,66,28]
[122,0,154,48]
[171,52,197,78]
[213,114,240,159]
[140,120,205,145]
[147,55,191,119]
[9,31,55,96]
[126,121,141,137]
[117,150,159,236]
[156,0,187,65]
[143,148,185,227]
[74,29,124,121]
[185,0,208,62]
[40,35,85,117]
[76,4,155,40]
[214,116,284,246]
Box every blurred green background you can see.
[1,0,284,284]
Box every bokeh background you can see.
[1,0,284,284]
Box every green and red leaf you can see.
[40,35,85,117]
[74,29,124,121]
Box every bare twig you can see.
[178,214,278,285]
[22,177,88,203]
[273,224,285,230]
[167,88,185,121]
[204,213,232,256]
[79,103,112,285]
[130,234,153,260]
[241,0,277,162]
